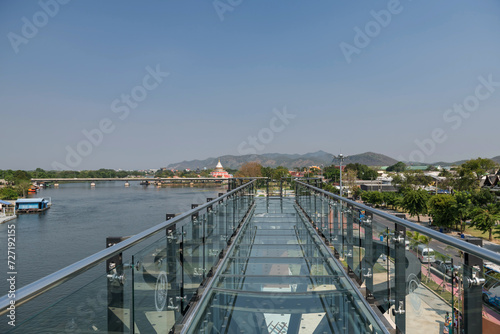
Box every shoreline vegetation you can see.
[1,157,499,243]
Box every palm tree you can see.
[406,231,421,252]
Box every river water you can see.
[0,181,225,328]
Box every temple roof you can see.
[216,159,223,169]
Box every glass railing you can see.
[0,180,256,333]
[182,197,388,333]
[295,181,500,334]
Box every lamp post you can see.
[333,154,347,197]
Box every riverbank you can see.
[0,215,16,224]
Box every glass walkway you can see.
[183,198,386,333]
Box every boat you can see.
[15,198,51,213]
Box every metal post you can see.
[345,205,354,278]
[106,236,127,333]
[333,154,347,197]
[394,224,406,333]
[464,238,483,334]
[362,212,374,303]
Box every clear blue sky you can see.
[1,0,499,170]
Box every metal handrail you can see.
[0,180,257,315]
[179,202,257,333]
[293,202,391,333]
[296,181,500,266]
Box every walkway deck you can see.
[184,197,386,333]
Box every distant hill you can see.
[431,156,500,167]
[166,151,399,170]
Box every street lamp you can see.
[333,154,347,197]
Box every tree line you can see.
[361,158,500,241]
[0,168,146,200]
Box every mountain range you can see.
[166,151,500,170]
[166,151,399,170]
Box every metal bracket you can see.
[363,268,373,278]
[391,231,405,244]
[107,269,125,285]
[167,298,179,310]
[176,295,187,302]
[392,301,405,315]
[466,274,485,288]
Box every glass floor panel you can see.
[186,198,387,333]
[216,275,346,292]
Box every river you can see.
[0,181,225,328]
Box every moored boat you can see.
[15,198,51,213]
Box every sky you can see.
[1,0,500,170]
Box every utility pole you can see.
[333,154,347,197]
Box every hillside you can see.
[166,151,399,170]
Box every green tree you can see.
[261,166,273,179]
[403,170,433,189]
[361,191,384,206]
[401,189,429,222]
[387,161,407,172]
[470,203,500,241]
[345,163,378,180]
[406,231,421,251]
[15,180,32,198]
[324,165,341,182]
[454,158,497,191]
[0,187,18,200]
[34,168,48,178]
[383,192,402,210]
[352,187,362,200]
[428,194,458,229]
[455,191,473,233]
[272,166,290,180]
[14,170,30,181]
[472,188,496,207]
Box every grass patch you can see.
[423,278,453,303]
[462,225,500,244]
